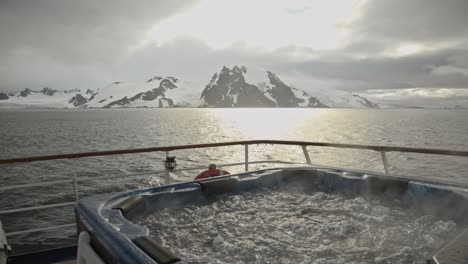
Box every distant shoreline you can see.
[1,104,466,110]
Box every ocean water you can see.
[1,108,468,253]
[137,188,458,264]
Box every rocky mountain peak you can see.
[64,89,80,94]
[40,87,57,96]
[166,76,179,83]
[220,66,230,74]
[352,94,379,108]
[200,66,276,107]
[69,94,88,107]
[18,88,32,97]
[147,76,163,82]
[231,65,242,74]
[159,78,177,91]
[221,65,246,83]
[199,65,332,108]
[263,71,301,107]
[266,71,283,85]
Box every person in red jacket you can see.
[195,163,230,180]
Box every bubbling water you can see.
[136,189,458,264]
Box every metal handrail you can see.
[0,159,296,214]
[0,202,76,215]
[0,179,73,191]
[1,159,298,236]
[1,140,468,164]
[6,224,76,236]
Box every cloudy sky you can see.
[1,0,468,106]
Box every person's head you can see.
[208,163,217,169]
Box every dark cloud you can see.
[283,49,468,90]
[349,0,468,45]
[0,0,199,92]
[333,0,468,91]
[0,0,199,64]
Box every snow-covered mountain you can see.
[200,66,276,107]
[287,85,381,109]
[245,68,328,108]
[0,87,88,108]
[0,76,199,108]
[0,67,380,109]
[199,66,375,108]
[82,76,198,108]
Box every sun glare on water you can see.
[214,108,322,139]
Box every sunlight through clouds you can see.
[393,43,425,56]
[146,0,360,50]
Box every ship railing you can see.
[1,139,468,238]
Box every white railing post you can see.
[164,151,171,184]
[244,145,249,172]
[302,145,312,164]
[380,151,390,174]
[72,159,79,202]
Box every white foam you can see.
[136,189,458,264]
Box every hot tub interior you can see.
[79,168,468,264]
[138,188,461,264]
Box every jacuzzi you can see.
[74,167,468,264]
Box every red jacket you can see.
[195,169,230,180]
